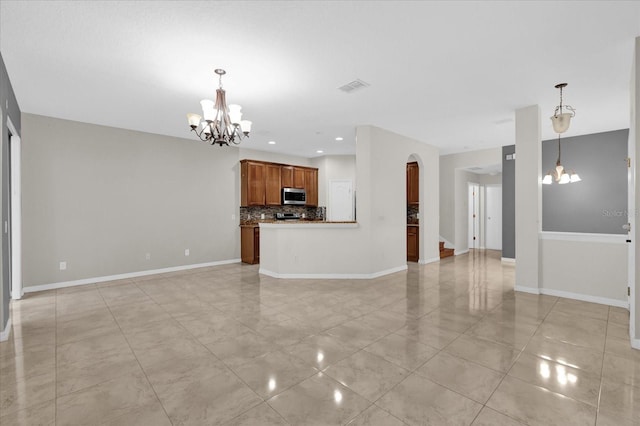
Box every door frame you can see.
[6,117,21,300]
[485,183,503,251]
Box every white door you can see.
[485,185,502,250]
[468,183,480,248]
[329,180,353,221]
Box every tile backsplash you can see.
[407,204,419,224]
[240,206,326,222]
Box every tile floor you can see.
[0,250,637,425]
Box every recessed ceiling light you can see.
[316,150,324,154]
[335,137,343,141]
[268,141,276,145]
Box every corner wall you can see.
[0,51,21,337]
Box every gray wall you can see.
[22,114,240,288]
[542,129,628,234]
[502,145,515,259]
[0,51,21,332]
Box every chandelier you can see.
[186,69,252,146]
[543,83,580,185]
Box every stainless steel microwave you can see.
[282,188,306,205]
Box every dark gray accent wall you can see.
[542,129,628,234]
[0,51,21,332]
[502,145,515,259]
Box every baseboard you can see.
[540,288,628,308]
[514,285,541,295]
[419,257,440,265]
[454,249,469,256]
[23,259,242,293]
[0,317,12,342]
[501,257,516,263]
[259,264,408,280]
[515,285,628,308]
[632,338,640,350]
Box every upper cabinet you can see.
[304,168,318,206]
[241,160,266,206]
[406,161,419,205]
[240,159,318,207]
[265,164,282,206]
[293,167,305,189]
[281,166,294,188]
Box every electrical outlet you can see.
[145,253,151,260]
[232,214,236,220]
[185,249,190,256]
[59,261,67,271]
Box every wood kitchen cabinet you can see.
[241,161,266,206]
[265,164,282,206]
[304,168,318,206]
[281,166,294,188]
[293,167,305,189]
[407,226,419,262]
[241,226,260,264]
[406,162,419,205]
[240,159,318,207]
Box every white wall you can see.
[439,148,502,250]
[311,155,356,210]
[540,235,628,305]
[260,125,440,277]
[22,114,240,288]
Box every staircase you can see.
[439,241,454,259]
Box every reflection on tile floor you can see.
[0,249,637,425]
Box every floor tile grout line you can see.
[144,278,294,425]
[595,306,610,425]
[95,286,175,426]
[466,294,561,425]
[54,288,58,426]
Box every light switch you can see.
[59,261,67,270]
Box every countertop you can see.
[241,220,356,227]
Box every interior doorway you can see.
[6,117,21,301]
[406,158,419,262]
[467,182,502,251]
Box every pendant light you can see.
[543,83,580,185]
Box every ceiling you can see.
[1,1,639,157]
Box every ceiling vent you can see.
[338,79,370,93]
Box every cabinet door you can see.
[281,166,293,188]
[304,168,318,206]
[247,162,266,205]
[407,162,419,205]
[254,227,260,263]
[241,227,256,264]
[407,226,419,262]
[293,167,305,189]
[265,164,282,205]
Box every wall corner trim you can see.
[259,264,408,280]
[23,259,241,294]
[419,257,440,265]
[0,317,12,342]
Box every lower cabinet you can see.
[407,226,419,262]
[241,226,260,264]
